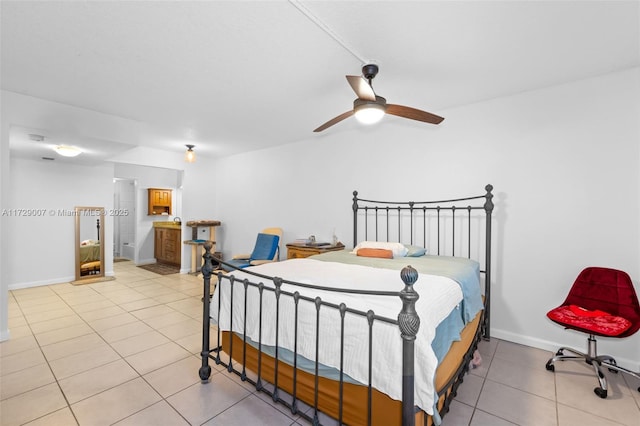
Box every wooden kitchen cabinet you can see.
[148,188,172,216]
[154,227,181,266]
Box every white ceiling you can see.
[2,1,639,163]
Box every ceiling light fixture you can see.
[53,145,82,157]
[354,98,386,125]
[185,144,196,163]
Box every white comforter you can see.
[210,258,463,414]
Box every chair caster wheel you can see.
[545,361,555,372]
[594,387,607,399]
[555,350,564,356]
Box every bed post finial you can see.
[398,265,420,426]
[484,184,494,213]
[353,190,359,249]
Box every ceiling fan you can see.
[314,64,444,132]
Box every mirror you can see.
[75,206,105,281]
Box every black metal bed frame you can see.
[199,185,494,426]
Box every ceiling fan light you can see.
[53,145,82,157]
[354,103,385,125]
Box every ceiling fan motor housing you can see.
[362,64,379,80]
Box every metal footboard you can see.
[199,243,422,426]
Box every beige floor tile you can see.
[48,344,121,379]
[71,377,161,426]
[98,319,153,343]
[61,293,110,307]
[166,374,252,425]
[23,406,78,426]
[29,314,85,334]
[557,403,627,426]
[59,359,139,403]
[439,400,474,426]
[105,289,148,304]
[202,393,296,426]
[48,282,79,294]
[40,333,105,361]
[4,324,32,338]
[156,318,201,340]
[153,292,191,304]
[487,355,556,400]
[18,295,65,311]
[112,400,189,426]
[470,409,518,425]
[70,299,117,313]
[142,310,192,329]
[78,304,127,321]
[24,306,76,323]
[87,312,138,331]
[0,347,47,376]
[125,341,192,375]
[7,313,27,326]
[0,362,56,400]
[493,340,554,368]
[454,371,485,406]
[130,304,176,320]
[476,380,557,426]
[134,283,176,296]
[34,323,94,346]
[555,363,639,426]
[0,383,68,426]
[0,334,39,358]
[118,297,161,312]
[174,331,204,354]
[110,330,170,357]
[143,355,202,397]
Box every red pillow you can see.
[357,248,393,259]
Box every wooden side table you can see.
[286,242,345,259]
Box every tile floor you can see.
[1,261,639,426]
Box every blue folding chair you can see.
[222,228,282,271]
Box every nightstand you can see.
[286,242,345,259]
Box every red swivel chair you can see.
[545,267,640,398]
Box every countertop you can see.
[152,221,182,230]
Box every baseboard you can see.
[0,328,10,342]
[491,327,640,372]
[8,276,75,290]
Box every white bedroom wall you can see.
[208,68,640,369]
[7,158,115,288]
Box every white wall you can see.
[7,158,115,287]
[203,68,639,369]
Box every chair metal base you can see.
[545,334,640,398]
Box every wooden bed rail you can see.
[199,242,422,426]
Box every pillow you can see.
[357,248,393,259]
[352,241,408,257]
[404,244,427,257]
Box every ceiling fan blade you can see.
[313,110,354,132]
[386,104,444,124]
[346,75,376,101]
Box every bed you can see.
[199,185,494,426]
[79,239,101,275]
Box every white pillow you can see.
[352,241,409,257]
